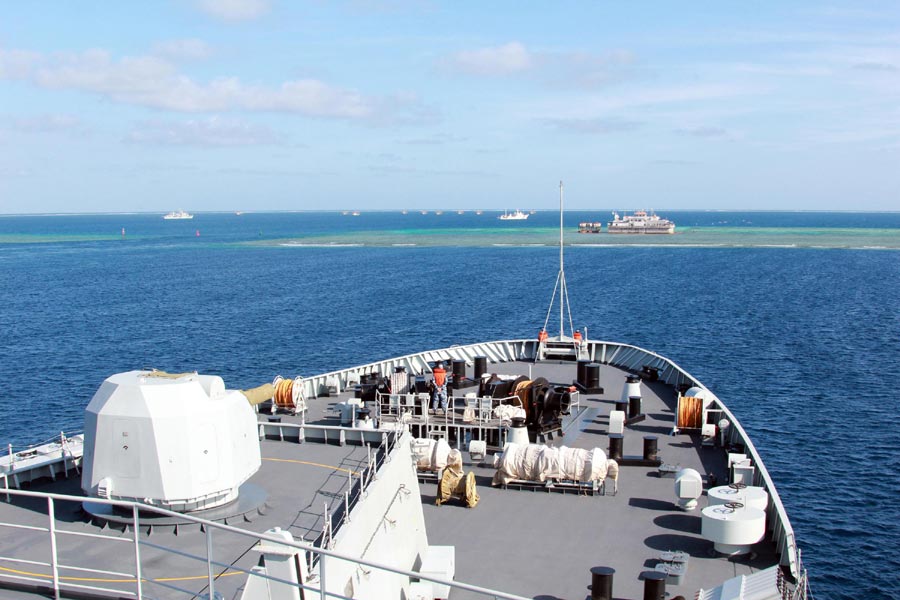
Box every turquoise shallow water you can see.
[265,225,900,249]
[1,210,899,249]
[1,210,898,599]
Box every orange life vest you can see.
[433,367,447,387]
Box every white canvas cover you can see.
[412,438,451,472]
[492,443,611,485]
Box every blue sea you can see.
[1,210,899,599]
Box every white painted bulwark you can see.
[81,370,261,511]
[322,431,429,599]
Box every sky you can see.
[1,1,898,213]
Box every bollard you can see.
[608,433,623,462]
[588,566,615,600]
[643,436,659,461]
[577,359,591,386]
[629,395,642,419]
[585,363,601,389]
[452,360,466,389]
[642,570,667,600]
[473,356,488,380]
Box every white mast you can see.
[542,180,576,340]
[559,181,564,338]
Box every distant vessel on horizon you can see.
[163,210,193,220]
[498,209,529,221]
[607,209,675,234]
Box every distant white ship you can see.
[607,209,675,234]
[498,209,529,221]
[163,210,193,220]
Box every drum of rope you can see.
[272,376,295,409]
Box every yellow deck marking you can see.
[263,456,359,475]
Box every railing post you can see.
[344,490,350,524]
[206,526,215,600]
[318,554,327,600]
[47,497,61,600]
[132,505,144,599]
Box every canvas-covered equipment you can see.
[412,438,451,472]
[492,404,526,422]
[492,443,614,486]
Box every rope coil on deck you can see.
[268,376,306,412]
[677,395,703,429]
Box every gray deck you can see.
[0,358,781,600]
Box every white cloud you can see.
[401,133,466,145]
[570,84,762,115]
[444,43,637,89]
[676,125,731,139]
[543,116,642,135]
[546,49,636,89]
[0,49,41,79]
[152,39,214,61]
[852,62,899,72]
[196,0,270,21]
[9,113,84,134]
[1,47,418,121]
[125,116,282,146]
[447,42,532,76]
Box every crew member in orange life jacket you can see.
[431,362,448,413]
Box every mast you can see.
[559,181,564,338]
[541,180,576,341]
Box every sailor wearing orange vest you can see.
[431,362,448,413]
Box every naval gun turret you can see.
[81,370,261,512]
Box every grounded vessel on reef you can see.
[608,209,675,234]
[0,184,806,600]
